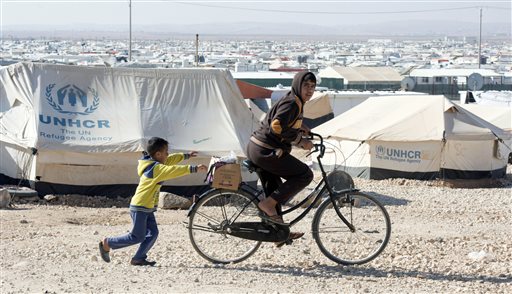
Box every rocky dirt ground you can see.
[1,170,511,293]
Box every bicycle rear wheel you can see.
[312,191,391,265]
[188,189,262,264]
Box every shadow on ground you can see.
[364,191,410,206]
[196,263,511,285]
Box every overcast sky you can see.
[1,0,511,30]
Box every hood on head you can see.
[291,71,316,102]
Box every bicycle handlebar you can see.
[305,131,325,158]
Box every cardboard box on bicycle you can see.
[212,163,241,191]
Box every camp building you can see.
[318,66,403,91]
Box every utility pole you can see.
[129,0,132,62]
[195,34,199,67]
[478,8,482,69]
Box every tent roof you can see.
[319,66,402,82]
[1,62,257,156]
[461,104,512,130]
[231,71,295,80]
[313,95,505,141]
[236,80,273,99]
[304,92,333,120]
[409,68,500,78]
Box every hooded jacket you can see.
[130,153,194,212]
[252,71,316,153]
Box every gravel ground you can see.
[1,170,511,293]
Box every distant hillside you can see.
[4,20,510,39]
[144,20,511,37]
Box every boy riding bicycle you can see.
[246,71,316,245]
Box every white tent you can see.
[303,92,334,128]
[0,62,258,196]
[472,91,512,106]
[460,104,512,163]
[245,99,269,122]
[460,104,511,132]
[313,95,509,180]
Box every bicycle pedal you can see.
[262,219,289,228]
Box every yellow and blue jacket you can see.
[130,153,196,212]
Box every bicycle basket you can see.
[326,170,355,193]
[205,158,241,191]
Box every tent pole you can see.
[478,8,482,69]
[129,0,132,62]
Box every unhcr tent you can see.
[0,62,258,196]
[303,92,334,128]
[313,95,509,180]
[460,104,512,163]
[460,104,511,132]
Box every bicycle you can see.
[187,132,391,265]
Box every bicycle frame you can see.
[238,132,356,231]
[188,133,390,264]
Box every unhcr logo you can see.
[376,145,420,159]
[40,83,110,129]
[45,84,100,115]
[376,145,386,156]
[375,145,422,164]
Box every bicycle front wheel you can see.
[312,191,391,265]
[188,189,262,264]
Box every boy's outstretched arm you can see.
[156,163,208,183]
[165,151,199,166]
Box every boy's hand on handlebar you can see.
[188,151,199,157]
[299,139,314,151]
[300,125,311,136]
[196,164,208,172]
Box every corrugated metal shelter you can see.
[318,66,402,90]
[231,71,296,88]
[407,68,510,99]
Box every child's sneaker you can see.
[130,259,156,266]
[98,241,110,263]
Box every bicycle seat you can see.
[242,159,260,173]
